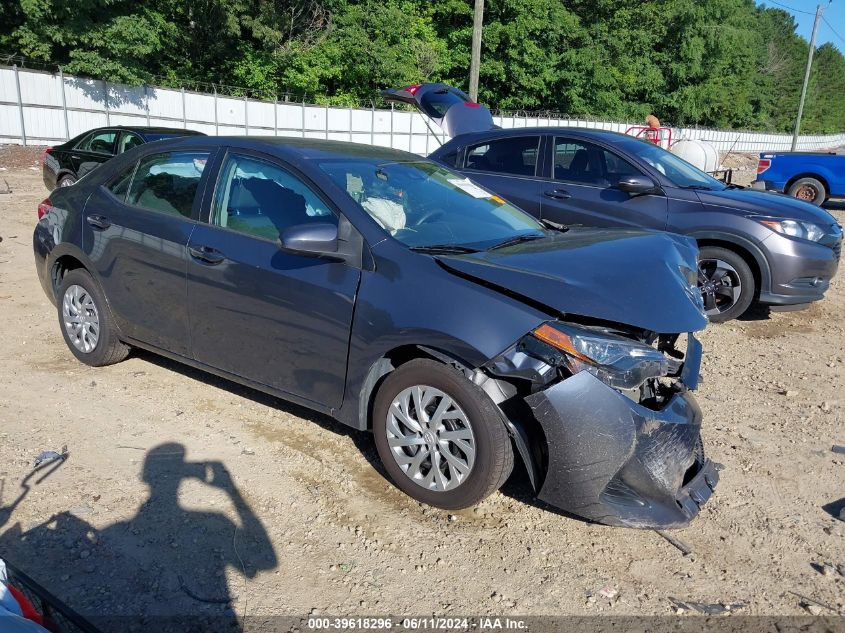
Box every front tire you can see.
[372,359,513,510]
[57,269,129,366]
[787,177,826,206]
[698,246,755,323]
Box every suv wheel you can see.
[372,359,513,510]
[787,177,826,206]
[57,269,129,366]
[58,175,77,187]
[697,246,755,323]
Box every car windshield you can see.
[617,138,726,190]
[317,159,545,249]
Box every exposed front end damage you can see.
[479,324,719,529]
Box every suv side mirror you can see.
[281,223,338,255]
[616,175,659,195]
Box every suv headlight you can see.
[533,322,670,390]
[758,218,825,242]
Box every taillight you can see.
[37,198,52,220]
[404,84,421,96]
[42,147,53,164]
[757,158,771,174]
[464,101,480,108]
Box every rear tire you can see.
[57,269,129,366]
[787,177,826,206]
[58,174,77,188]
[372,359,513,510]
[698,246,755,323]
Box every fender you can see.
[687,230,773,295]
[43,242,101,297]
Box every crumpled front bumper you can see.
[521,337,719,529]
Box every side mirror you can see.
[615,175,659,196]
[280,223,338,255]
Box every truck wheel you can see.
[787,177,826,206]
[698,246,755,323]
[372,359,513,510]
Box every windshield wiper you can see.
[540,218,569,232]
[487,233,546,251]
[679,185,713,191]
[410,244,480,254]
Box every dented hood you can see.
[437,228,708,334]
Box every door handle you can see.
[86,214,111,230]
[188,245,225,265]
[543,189,572,200]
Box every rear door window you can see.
[554,138,643,186]
[126,152,209,218]
[464,136,540,177]
[76,130,117,155]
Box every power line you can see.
[766,0,817,15]
[822,16,845,47]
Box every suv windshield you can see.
[318,159,544,249]
[617,138,726,190]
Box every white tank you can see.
[670,139,720,173]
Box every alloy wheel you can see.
[385,385,476,492]
[698,258,741,316]
[62,284,100,353]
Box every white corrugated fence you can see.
[2,65,843,154]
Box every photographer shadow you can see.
[0,443,277,632]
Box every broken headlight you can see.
[533,322,670,390]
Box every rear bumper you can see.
[33,223,56,305]
[525,372,718,528]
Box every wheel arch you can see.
[51,253,88,297]
[353,342,546,492]
[690,232,771,297]
[356,344,477,433]
[55,168,77,185]
[785,172,829,197]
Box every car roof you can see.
[448,126,640,144]
[149,135,426,162]
[114,126,204,134]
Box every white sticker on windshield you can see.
[448,178,491,199]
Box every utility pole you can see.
[792,2,827,151]
[469,0,484,102]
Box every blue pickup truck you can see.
[753,149,845,206]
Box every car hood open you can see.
[436,229,708,334]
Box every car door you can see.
[82,149,214,355]
[186,150,361,408]
[540,136,668,230]
[70,129,118,178]
[457,135,543,216]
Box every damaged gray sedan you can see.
[35,137,716,528]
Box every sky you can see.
[756,0,845,52]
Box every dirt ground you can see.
[0,147,844,627]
